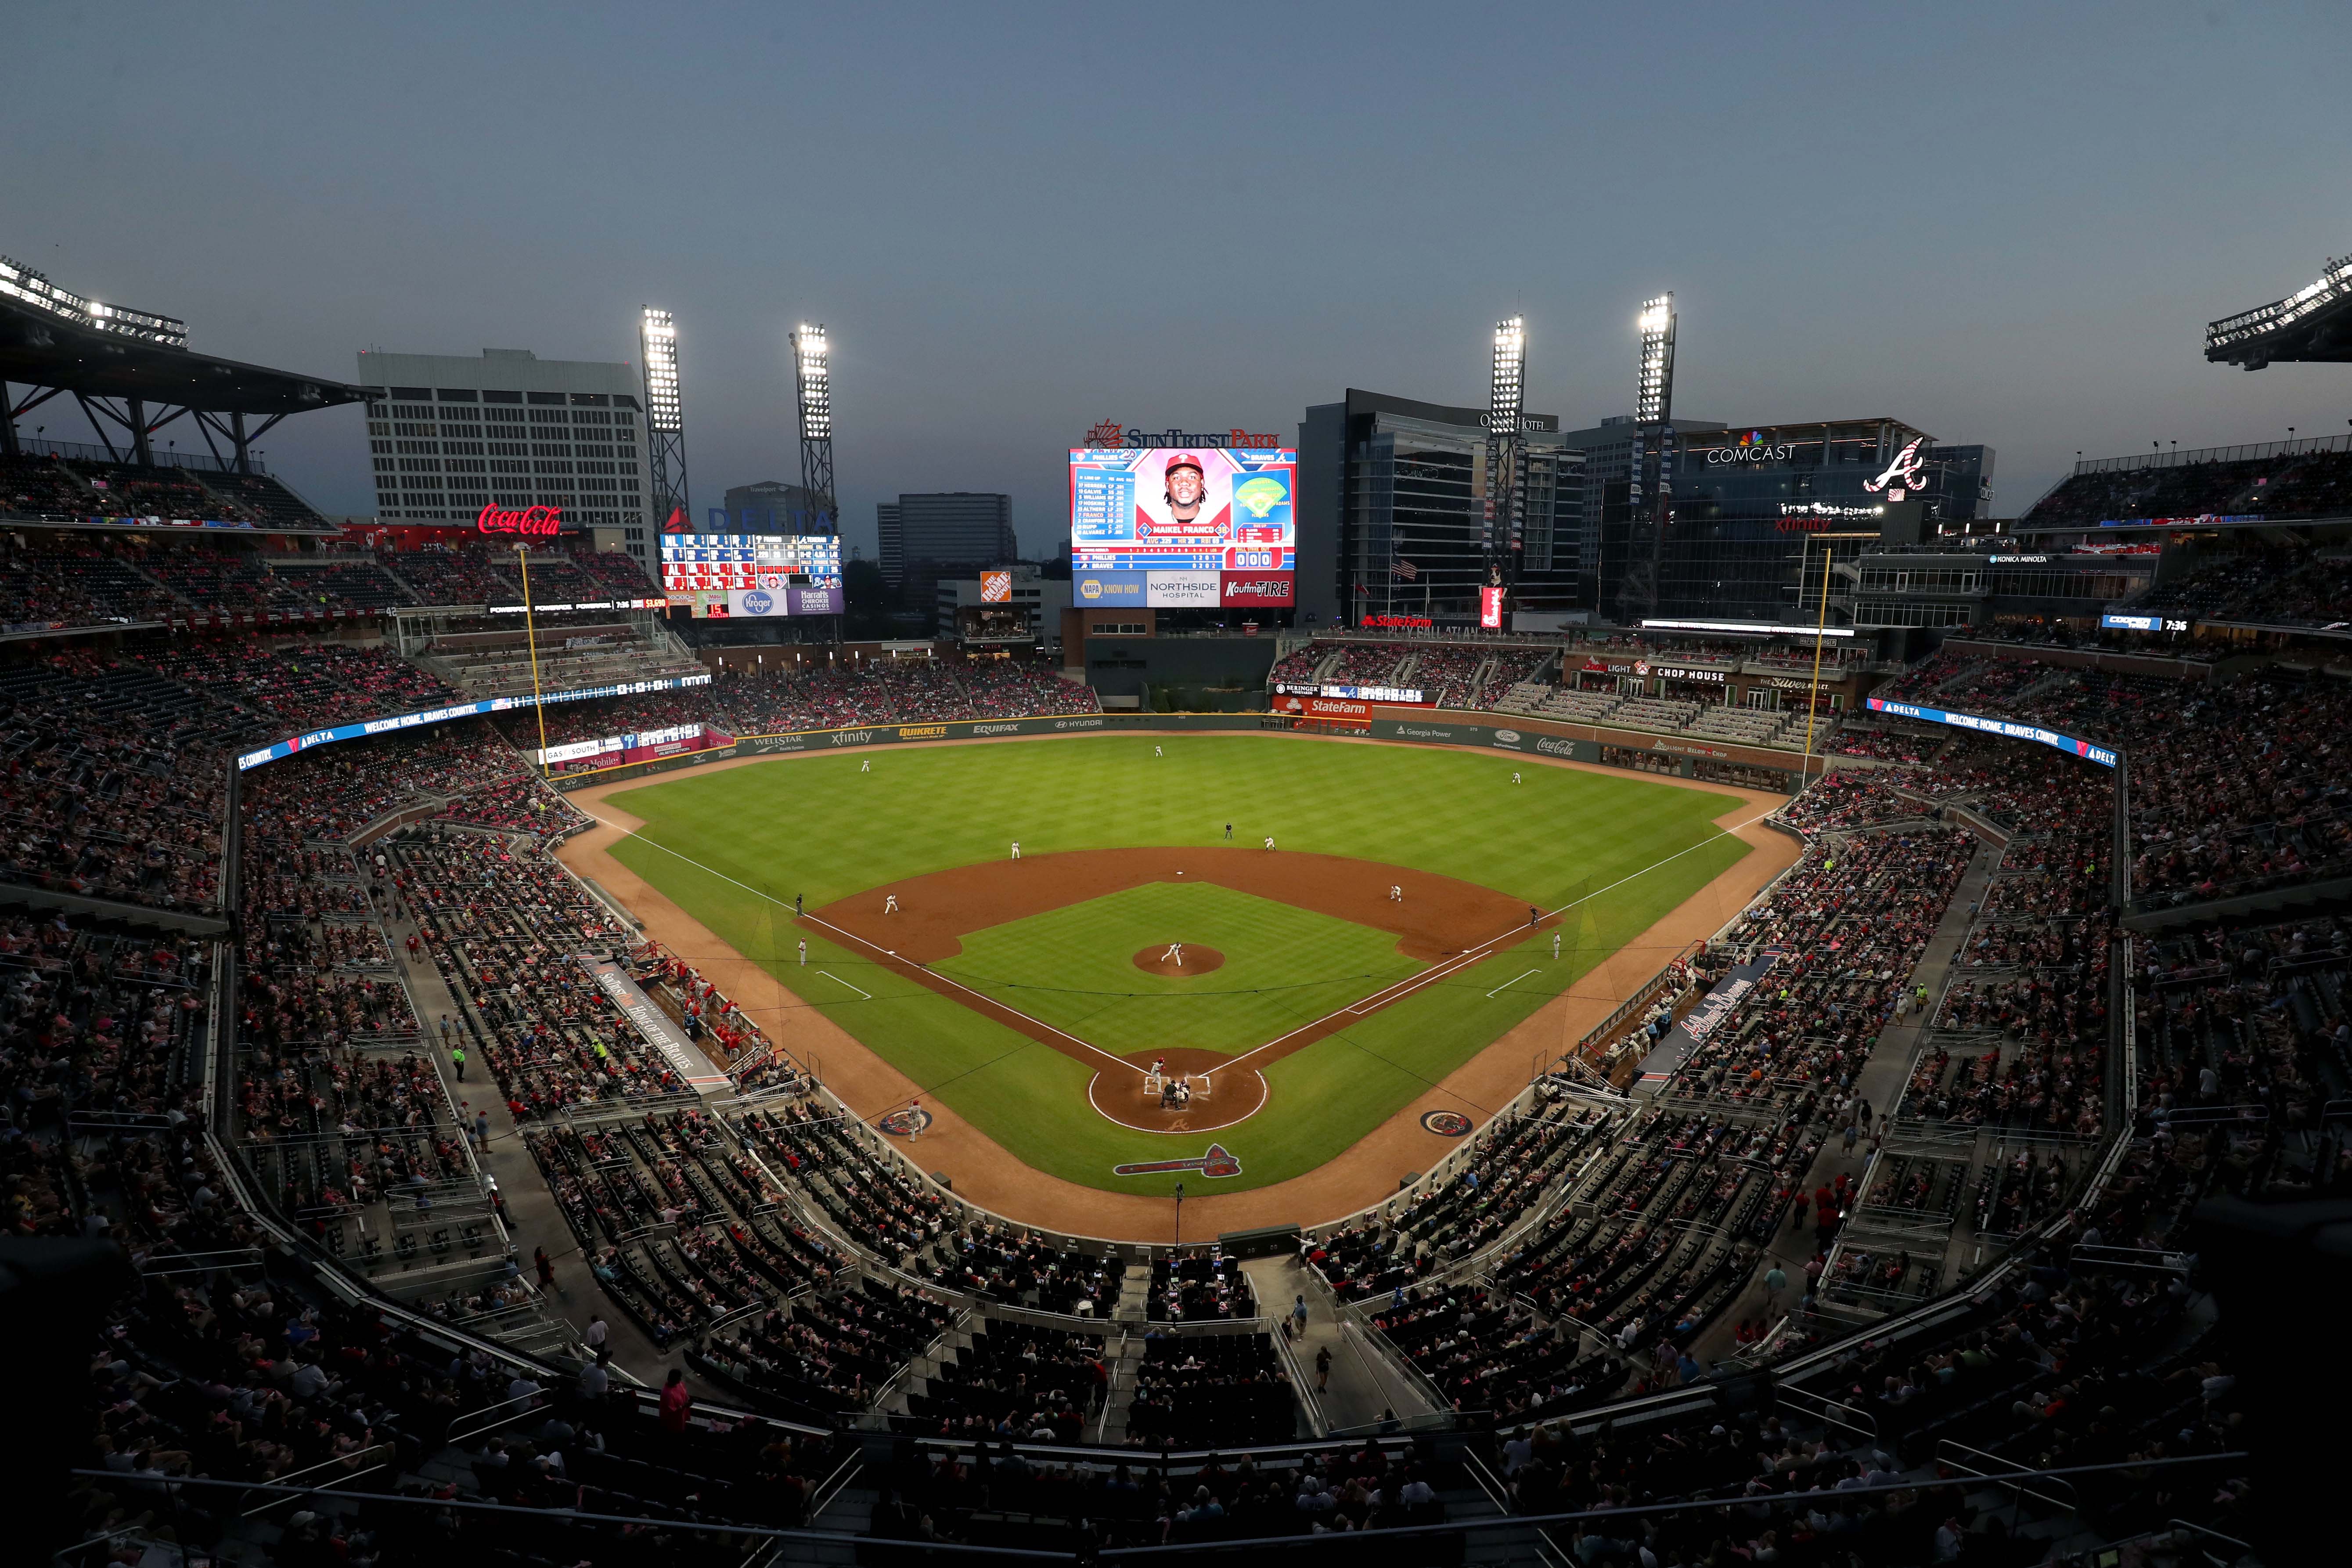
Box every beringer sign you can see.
[477,503,563,537]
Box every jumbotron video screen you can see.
[1069,447,1297,573]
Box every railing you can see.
[1937,1436,2079,1514]
[802,1451,864,1524]
[2068,429,2352,474]
[239,1444,396,1517]
[1774,1383,1877,1441]
[6,433,270,472]
[1267,1312,1327,1437]
[443,1389,550,1446]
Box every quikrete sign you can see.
[1084,418,1282,450]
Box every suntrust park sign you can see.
[1085,418,1282,450]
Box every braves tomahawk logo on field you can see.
[1113,1143,1242,1178]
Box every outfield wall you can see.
[544,708,1812,793]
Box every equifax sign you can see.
[478,504,564,537]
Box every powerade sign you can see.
[1866,696,2118,768]
[236,673,714,770]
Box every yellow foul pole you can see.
[517,545,550,778]
[1797,544,1835,786]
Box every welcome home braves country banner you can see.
[1865,697,2119,768]
[574,955,730,1093]
[234,673,713,770]
[1633,952,1779,1091]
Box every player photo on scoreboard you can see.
[1069,447,1296,569]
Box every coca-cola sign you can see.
[477,504,564,537]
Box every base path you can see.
[558,732,1802,1239]
[808,847,1548,1117]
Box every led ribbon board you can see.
[1866,696,2118,768]
[235,674,713,770]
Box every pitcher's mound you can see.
[1132,945,1225,977]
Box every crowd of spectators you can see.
[2024,443,2352,526]
[134,639,457,733]
[0,653,234,908]
[1309,1104,1615,1303]
[396,830,684,1118]
[241,721,532,842]
[719,658,1099,734]
[2134,546,2352,629]
[871,1432,1448,1553]
[0,531,180,632]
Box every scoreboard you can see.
[659,533,843,593]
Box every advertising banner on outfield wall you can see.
[1277,694,1371,729]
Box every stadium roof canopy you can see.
[2,253,365,469]
[2205,254,2352,369]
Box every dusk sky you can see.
[7,1,2347,561]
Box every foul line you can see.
[1485,968,1540,999]
[814,969,870,1000]
[587,800,1777,1083]
[1221,803,1778,1070]
[585,814,1133,1072]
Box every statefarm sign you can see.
[1085,417,1282,451]
[477,503,564,537]
[1278,693,1372,728]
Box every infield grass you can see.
[934,881,1422,1057]
[603,733,1757,1197]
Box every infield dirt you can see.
[559,733,1800,1239]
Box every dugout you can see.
[1220,1223,1301,1260]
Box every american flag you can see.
[1389,557,1418,580]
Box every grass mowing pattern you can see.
[604,734,1754,1196]
[933,882,1422,1057]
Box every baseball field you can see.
[583,732,1766,1203]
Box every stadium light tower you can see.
[1621,292,1678,623]
[792,324,836,534]
[1484,316,1527,587]
[638,307,690,531]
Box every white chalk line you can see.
[589,814,1131,1071]
[814,969,871,1000]
[590,801,1776,1079]
[1486,968,1541,1000]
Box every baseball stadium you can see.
[11,235,2338,1566]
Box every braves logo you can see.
[1113,1143,1242,1178]
[1865,437,1927,496]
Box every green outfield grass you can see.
[933,881,1423,1057]
[602,733,1757,1197]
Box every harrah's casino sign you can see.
[1085,418,1282,451]
[476,504,564,537]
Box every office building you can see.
[877,492,1016,581]
[878,491,1018,621]
[355,347,654,576]
[1297,390,1586,630]
[1563,415,1995,627]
